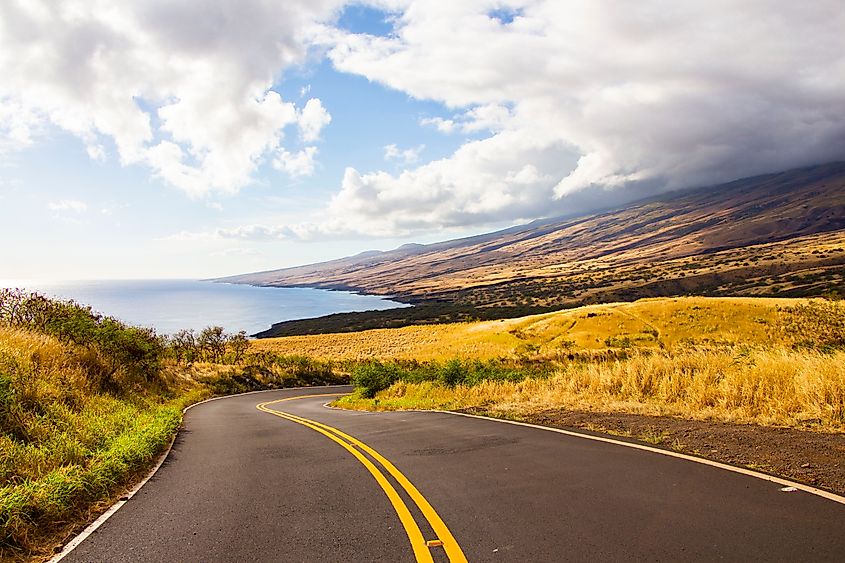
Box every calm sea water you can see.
[1,279,407,336]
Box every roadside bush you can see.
[170,327,253,366]
[196,354,345,394]
[0,290,166,390]
[352,361,403,398]
[274,355,344,386]
[444,359,531,386]
[198,326,228,363]
[439,359,467,387]
[349,358,548,396]
[169,329,199,365]
[197,370,264,395]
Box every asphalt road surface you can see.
[63,386,845,562]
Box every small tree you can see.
[170,329,198,365]
[228,331,249,364]
[198,326,228,363]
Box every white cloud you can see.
[165,224,310,242]
[216,225,293,241]
[6,0,845,242]
[459,103,512,133]
[419,117,456,134]
[274,146,319,177]
[0,100,39,155]
[297,98,332,142]
[157,230,219,242]
[384,143,424,164]
[421,104,512,135]
[0,0,342,197]
[327,128,568,235]
[309,0,845,234]
[209,247,260,258]
[48,199,88,213]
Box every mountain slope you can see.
[224,162,845,316]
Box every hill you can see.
[223,162,845,336]
[250,296,798,361]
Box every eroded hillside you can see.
[226,163,845,315]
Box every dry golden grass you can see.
[287,296,845,432]
[339,347,845,432]
[252,296,801,360]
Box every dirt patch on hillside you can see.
[462,407,845,495]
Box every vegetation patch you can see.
[350,358,544,398]
[336,297,845,434]
[0,290,348,560]
[339,347,845,431]
[253,296,799,361]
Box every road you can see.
[63,386,845,562]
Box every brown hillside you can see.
[224,162,845,311]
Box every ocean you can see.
[1,279,408,336]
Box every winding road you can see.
[62,386,845,562]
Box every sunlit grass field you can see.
[253,297,802,360]
[271,296,845,433]
[339,347,845,430]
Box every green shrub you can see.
[0,290,166,390]
[439,359,468,387]
[197,371,264,395]
[274,354,338,384]
[352,361,403,398]
[605,335,633,348]
[349,358,549,396]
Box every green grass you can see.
[0,322,212,558]
[0,397,193,556]
[350,358,549,398]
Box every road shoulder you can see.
[462,406,845,497]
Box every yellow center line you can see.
[276,407,468,563]
[257,394,467,563]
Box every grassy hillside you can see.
[266,296,845,432]
[252,297,798,360]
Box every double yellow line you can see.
[257,394,467,563]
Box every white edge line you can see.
[322,399,845,506]
[441,410,845,505]
[49,384,352,562]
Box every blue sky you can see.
[1,1,843,280]
[0,6,483,279]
